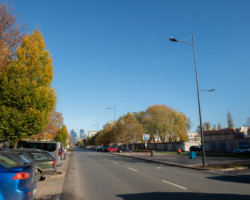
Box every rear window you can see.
[0,155,19,168]
[24,143,42,149]
[30,152,53,161]
[42,143,57,152]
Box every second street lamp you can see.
[106,105,117,145]
[170,34,206,167]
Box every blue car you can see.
[0,152,37,200]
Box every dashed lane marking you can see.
[128,168,138,172]
[161,180,187,190]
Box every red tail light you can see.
[52,160,56,165]
[59,149,61,156]
[12,172,30,180]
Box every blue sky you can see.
[8,0,250,136]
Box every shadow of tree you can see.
[207,175,250,184]
[117,192,250,200]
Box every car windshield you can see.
[0,155,19,168]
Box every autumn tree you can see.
[138,105,189,142]
[0,3,25,68]
[0,30,56,145]
[227,111,234,129]
[55,125,69,147]
[116,113,144,145]
[31,109,64,140]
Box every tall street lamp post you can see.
[170,34,206,167]
[106,105,117,145]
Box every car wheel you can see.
[36,170,42,182]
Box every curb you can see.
[111,153,250,172]
[111,153,206,171]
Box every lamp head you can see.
[169,37,177,42]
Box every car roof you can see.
[12,149,48,153]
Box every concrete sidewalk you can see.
[114,151,250,170]
[34,152,71,200]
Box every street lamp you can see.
[200,89,216,92]
[170,34,206,167]
[106,105,117,145]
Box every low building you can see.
[88,131,97,138]
[203,127,250,153]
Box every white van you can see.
[17,141,63,167]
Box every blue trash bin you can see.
[189,151,196,159]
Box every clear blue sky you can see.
[8,0,250,136]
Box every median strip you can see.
[161,180,187,190]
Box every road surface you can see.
[61,149,250,200]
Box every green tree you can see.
[55,125,68,146]
[0,30,56,146]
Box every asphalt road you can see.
[61,148,250,200]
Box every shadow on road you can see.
[117,192,250,200]
[207,175,250,184]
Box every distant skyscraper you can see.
[70,130,77,144]
[80,129,85,138]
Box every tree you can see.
[55,125,69,147]
[244,117,250,127]
[0,3,25,68]
[139,105,189,142]
[227,111,234,129]
[217,123,222,130]
[0,30,56,145]
[31,109,64,140]
[203,122,211,131]
[116,113,144,145]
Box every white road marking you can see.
[113,162,119,165]
[128,168,138,172]
[161,180,187,190]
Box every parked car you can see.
[189,146,202,152]
[17,141,63,167]
[11,149,57,181]
[101,146,109,152]
[117,146,132,153]
[233,145,250,154]
[0,152,37,200]
[108,146,119,152]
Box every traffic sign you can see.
[143,134,149,141]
